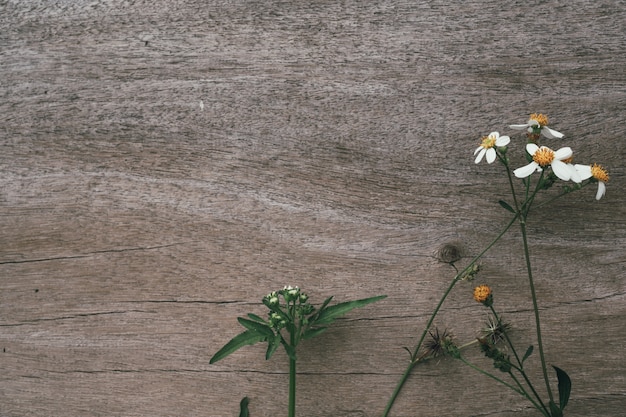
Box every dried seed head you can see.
[436,242,463,264]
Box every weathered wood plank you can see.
[1,0,625,416]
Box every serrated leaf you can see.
[239,397,249,417]
[210,330,268,364]
[498,200,515,213]
[237,317,275,338]
[314,295,387,325]
[302,326,328,340]
[265,333,281,360]
[522,345,534,363]
[553,365,572,411]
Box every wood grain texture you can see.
[1,0,625,416]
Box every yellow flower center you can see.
[529,113,549,127]
[480,134,497,149]
[473,285,492,303]
[532,147,555,167]
[591,163,609,182]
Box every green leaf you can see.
[319,296,334,310]
[283,342,297,361]
[553,365,572,411]
[302,326,328,340]
[522,345,534,363]
[210,330,268,364]
[498,200,515,213]
[239,397,249,417]
[549,401,562,417]
[247,313,267,324]
[237,317,275,338]
[265,333,281,360]
[314,295,387,325]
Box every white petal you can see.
[551,160,572,181]
[568,165,582,183]
[542,126,564,139]
[554,147,573,160]
[514,162,539,178]
[574,164,593,180]
[526,143,540,155]
[596,182,606,200]
[486,148,497,163]
[509,124,528,130]
[496,135,510,146]
[474,146,483,156]
[474,148,486,164]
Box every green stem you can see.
[381,213,519,417]
[288,330,296,417]
[489,306,549,415]
[519,219,554,405]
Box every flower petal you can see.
[526,143,540,155]
[596,181,606,200]
[509,124,529,130]
[568,164,582,183]
[474,148,486,164]
[554,147,573,161]
[486,148,497,163]
[542,126,564,139]
[474,146,483,156]
[574,164,593,180]
[514,162,539,178]
[551,160,572,181]
[495,135,510,146]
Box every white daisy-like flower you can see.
[473,131,510,164]
[574,163,610,200]
[513,143,580,182]
[509,113,564,139]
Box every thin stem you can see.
[489,306,549,415]
[288,330,296,417]
[458,356,524,396]
[381,213,519,417]
[519,219,554,405]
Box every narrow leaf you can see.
[402,346,413,359]
[549,400,563,417]
[314,295,386,325]
[319,295,334,311]
[247,313,267,324]
[553,365,572,410]
[522,345,534,363]
[239,397,249,417]
[498,200,515,213]
[210,330,267,364]
[302,326,328,340]
[237,317,275,338]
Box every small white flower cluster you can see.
[473,114,609,200]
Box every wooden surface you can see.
[1,1,625,416]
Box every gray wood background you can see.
[1,1,625,416]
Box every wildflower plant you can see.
[210,286,386,417]
[383,114,609,417]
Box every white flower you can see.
[513,143,579,182]
[509,113,564,139]
[474,131,510,164]
[574,163,610,200]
